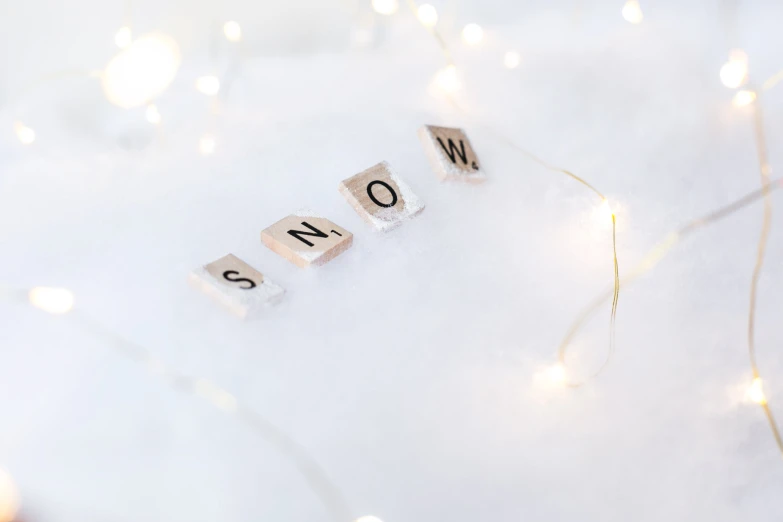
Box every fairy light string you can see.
[553,47,783,451]
[709,41,781,456]
[761,69,783,91]
[406,0,622,386]
[4,2,783,516]
[5,69,103,143]
[6,11,242,149]
[0,284,354,522]
[747,89,783,456]
[408,3,781,460]
[406,0,454,66]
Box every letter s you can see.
[222,270,256,289]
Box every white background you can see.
[1,0,782,521]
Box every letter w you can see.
[436,137,468,165]
[288,222,328,247]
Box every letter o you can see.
[366,180,398,208]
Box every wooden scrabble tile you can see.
[261,210,353,268]
[189,254,284,319]
[418,125,485,183]
[338,161,425,232]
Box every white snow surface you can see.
[1,3,783,522]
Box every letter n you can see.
[288,222,328,247]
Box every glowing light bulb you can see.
[199,134,216,155]
[432,64,460,94]
[601,199,614,218]
[747,377,767,405]
[719,50,748,89]
[590,198,617,226]
[13,121,35,145]
[196,75,220,96]
[0,469,19,522]
[547,363,567,385]
[355,517,384,522]
[622,0,643,24]
[102,33,181,109]
[503,51,521,69]
[732,90,756,107]
[372,0,398,15]
[114,26,132,49]
[145,104,162,125]
[417,4,438,27]
[28,287,74,314]
[461,23,484,45]
[223,21,242,42]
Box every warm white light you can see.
[0,469,19,522]
[720,62,746,88]
[590,198,618,228]
[199,134,216,155]
[532,362,568,390]
[747,377,767,405]
[223,21,242,42]
[196,75,220,96]
[503,51,521,69]
[547,363,567,385]
[461,23,484,45]
[417,4,438,27]
[102,33,181,109]
[28,287,74,314]
[114,26,132,49]
[351,27,374,48]
[355,517,384,522]
[372,0,398,15]
[145,104,162,125]
[622,0,643,24]
[13,121,35,145]
[720,50,748,89]
[601,199,614,218]
[732,90,756,107]
[432,64,460,94]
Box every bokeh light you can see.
[0,469,19,522]
[114,26,132,49]
[461,23,484,45]
[503,50,521,69]
[432,64,461,94]
[417,4,438,27]
[732,90,756,107]
[145,104,162,125]
[196,75,221,96]
[13,121,35,145]
[223,21,242,42]
[747,377,767,405]
[28,287,74,314]
[199,134,216,155]
[720,50,748,89]
[102,33,181,109]
[372,0,398,16]
[622,0,644,24]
